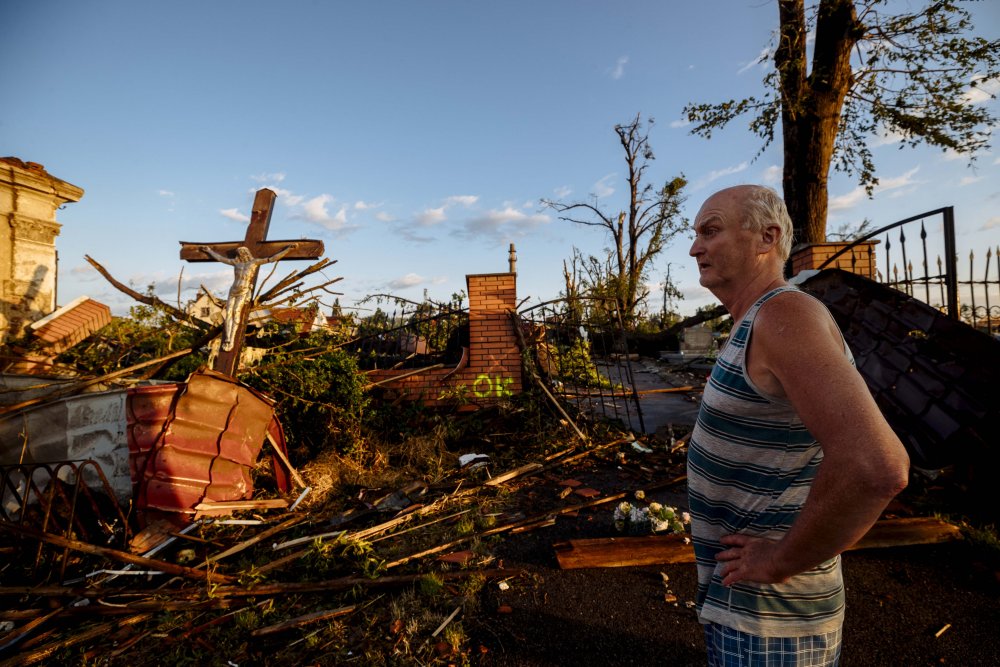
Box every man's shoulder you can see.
[753,290,840,349]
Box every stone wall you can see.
[0,158,83,343]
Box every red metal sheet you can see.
[126,369,285,524]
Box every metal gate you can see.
[514,298,645,434]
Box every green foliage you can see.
[417,572,445,598]
[56,289,207,380]
[241,331,369,458]
[555,338,615,389]
[301,534,385,581]
[683,0,999,241]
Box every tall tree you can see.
[544,114,688,328]
[683,0,999,245]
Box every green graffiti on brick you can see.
[473,373,514,398]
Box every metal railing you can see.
[1,459,130,582]
[347,299,469,371]
[517,298,645,434]
[818,207,999,336]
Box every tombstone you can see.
[680,323,714,354]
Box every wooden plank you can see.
[553,517,962,570]
[849,516,963,550]
[554,533,693,570]
[483,462,543,487]
[193,499,289,512]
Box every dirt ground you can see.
[466,453,1000,667]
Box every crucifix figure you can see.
[180,188,324,376]
[199,244,298,352]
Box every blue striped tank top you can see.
[687,286,847,636]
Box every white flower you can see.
[648,502,662,513]
[681,511,691,524]
[634,490,646,501]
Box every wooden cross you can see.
[180,188,324,376]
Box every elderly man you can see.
[686,185,910,666]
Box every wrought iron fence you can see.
[516,298,645,433]
[347,298,469,371]
[1,459,130,582]
[818,206,1000,336]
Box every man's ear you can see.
[758,225,780,254]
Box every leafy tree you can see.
[544,114,688,328]
[683,0,999,245]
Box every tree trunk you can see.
[778,0,859,245]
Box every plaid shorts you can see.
[703,622,842,667]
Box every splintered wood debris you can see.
[0,432,968,664]
[0,434,632,663]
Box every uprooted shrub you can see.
[240,328,369,462]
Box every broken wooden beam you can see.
[484,462,544,487]
[193,499,289,512]
[250,605,356,637]
[849,516,964,550]
[553,517,964,570]
[554,533,693,569]
[0,522,236,584]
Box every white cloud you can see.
[267,186,305,206]
[553,185,573,199]
[961,75,1000,105]
[994,156,1000,165]
[669,118,691,129]
[388,273,425,289]
[828,166,921,212]
[455,207,549,242]
[69,264,100,281]
[737,46,771,75]
[610,56,628,80]
[761,165,781,185]
[592,173,616,198]
[354,200,379,210]
[416,206,447,226]
[959,175,984,187]
[375,211,395,222]
[692,161,749,190]
[979,216,1000,231]
[220,208,250,222]
[871,128,908,148]
[297,194,355,233]
[302,194,336,223]
[445,195,478,207]
[158,189,175,197]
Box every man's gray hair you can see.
[741,186,793,261]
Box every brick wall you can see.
[790,241,880,279]
[367,272,522,408]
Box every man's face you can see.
[688,191,758,291]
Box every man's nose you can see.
[689,237,702,257]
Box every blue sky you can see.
[3,0,998,318]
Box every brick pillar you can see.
[465,272,522,400]
[790,241,880,280]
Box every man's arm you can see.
[716,291,910,586]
